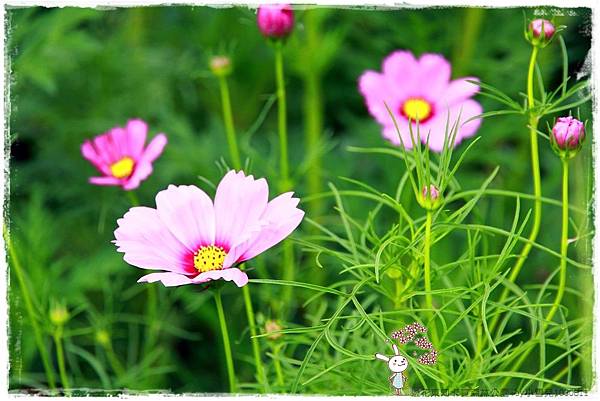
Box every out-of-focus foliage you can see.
[6,6,592,395]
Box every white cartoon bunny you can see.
[375,343,408,395]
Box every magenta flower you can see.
[114,170,304,288]
[529,18,555,40]
[358,50,483,152]
[81,119,167,191]
[257,4,294,39]
[552,116,585,151]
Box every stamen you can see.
[401,98,433,123]
[110,157,135,179]
[194,245,227,273]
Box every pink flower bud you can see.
[422,185,440,201]
[552,116,585,151]
[257,4,294,39]
[529,19,555,40]
[209,55,232,77]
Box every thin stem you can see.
[490,46,542,334]
[546,159,569,323]
[272,343,284,387]
[242,285,266,392]
[218,75,242,170]
[214,290,236,393]
[423,211,439,346]
[4,226,57,391]
[275,42,289,191]
[126,190,139,206]
[53,329,70,395]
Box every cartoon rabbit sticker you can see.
[375,343,408,395]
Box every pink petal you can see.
[423,99,483,152]
[443,77,480,105]
[358,71,398,126]
[192,268,249,288]
[89,176,122,186]
[140,133,167,164]
[417,53,451,96]
[214,170,269,249]
[382,122,416,149]
[107,127,129,161]
[81,141,110,175]
[123,134,167,190]
[114,206,192,274]
[126,119,148,160]
[236,192,304,262]
[138,272,193,287]
[382,50,419,97]
[155,185,215,252]
[92,133,119,165]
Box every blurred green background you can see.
[6,5,592,394]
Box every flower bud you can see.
[419,184,441,210]
[209,55,232,77]
[530,19,556,39]
[49,303,69,327]
[551,116,585,158]
[95,330,111,347]
[422,185,440,201]
[265,319,283,340]
[527,18,556,47]
[257,4,294,39]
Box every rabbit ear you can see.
[375,353,390,362]
[392,344,399,355]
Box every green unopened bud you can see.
[210,55,232,77]
[49,302,69,326]
[96,330,111,347]
[419,184,442,210]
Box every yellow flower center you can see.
[402,98,433,122]
[194,245,227,272]
[110,157,135,179]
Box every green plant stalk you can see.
[452,8,485,77]
[126,190,139,206]
[546,159,569,323]
[53,328,70,395]
[423,211,440,347]
[242,285,266,392]
[274,41,295,314]
[490,46,541,334]
[102,340,125,379]
[214,290,236,393]
[303,10,324,218]
[4,226,57,391]
[275,42,289,191]
[272,343,284,387]
[218,75,242,170]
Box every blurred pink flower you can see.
[114,170,304,288]
[257,4,294,39]
[358,50,483,152]
[81,119,167,191]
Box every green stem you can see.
[272,343,284,387]
[490,46,542,335]
[242,285,266,392]
[4,226,57,391]
[423,211,439,347]
[546,159,569,323]
[53,329,70,395]
[126,190,139,206]
[214,290,236,393]
[275,42,289,191]
[103,340,125,379]
[218,75,242,170]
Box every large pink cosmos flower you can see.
[81,119,167,191]
[114,170,304,288]
[358,50,483,152]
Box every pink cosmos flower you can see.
[114,170,304,288]
[257,4,294,39]
[81,119,167,191]
[358,50,483,152]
